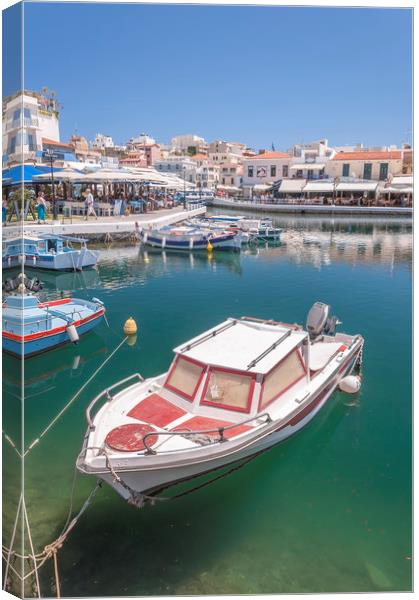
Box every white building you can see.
[242,151,292,193]
[2,90,60,167]
[326,149,403,181]
[92,133,115,150]
[154,155,196,183]
[170,134,207,155]
[288,139,335,180]
[130,133,156,146]
[208,140,245,164]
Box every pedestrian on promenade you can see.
[36,192,47,224]
[2,197,8,224]
[84,188,97,220]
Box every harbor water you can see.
[3,212,412,595]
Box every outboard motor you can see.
[306,302,340,341]
[306,302,330,341]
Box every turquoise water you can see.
[3,213,412,595]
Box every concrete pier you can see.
[3,206,206,240]
[209,198,412,217]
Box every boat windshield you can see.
[165,356,205,400]
[259,349,306,409]
[201,368,255,413]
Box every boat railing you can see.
[86,373,145,430]
[142,411,272,455]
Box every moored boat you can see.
[139,225,243,251]
[206,215,281,240]
[2,234,99,271]
[77,302,363,505]
[2,286,105,358]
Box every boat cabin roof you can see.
[4,234,88,243]
[174,318,307,374]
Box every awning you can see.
[336,182,378,192]
[278,179,306,193]
[218,184,240,192]
[290,163,326,170]
[2,165,56,185]
[33,168,85,182]
[303,181,334,193]
[253,183,271,191]
[380,186,413,194]
[391,176,413,187]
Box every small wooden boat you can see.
[2,234,99,271]
[139,226,243,251]
[2,286,105,358]
[77,303,363,505]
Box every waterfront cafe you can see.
[273,178,306,201]
[303,180,335,203]
[335,180,378,205]
[377,175,413,207]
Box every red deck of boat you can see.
[105,423,158,452]
[128,394,186,428]
[172,415,253,439]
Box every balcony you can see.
[5,117,39,131]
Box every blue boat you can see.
[2,289,105,358]
[2,234,99,271]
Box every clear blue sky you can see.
[20,2,412,150]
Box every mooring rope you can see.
[2,430,22,458]
[24,336,128,457]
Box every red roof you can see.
[42,137,73,151]
[332,151,402,161]
[251,151,290,160]
[191,153,208,160]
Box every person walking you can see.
[84,188,97,220]
[36,192,47,224]
[2,197,8,224]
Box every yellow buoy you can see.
[123,317,138,336]
[207,241,213,252]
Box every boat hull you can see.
[92,348,359,501]
[140,231,241,251]
[2,249,98,271]
[2,311,104,358]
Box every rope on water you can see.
[2,482,102,591]
[22,497,41,599]
[24,337,128,457]
[2,430,22,458]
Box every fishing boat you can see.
[2,286,105,358]
[139,225,243,251]
[2,234,99,271]
[206,215,281,240]
[77,302,363,505]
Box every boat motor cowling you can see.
[306,302,340,341]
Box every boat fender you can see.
[8,257,11,266]
[66,324,80,344]
[162,236,166,249]
[18,254,26,265]
[123,317,138,336]
[189,238,194,249]
[207,241,213,253]
[91,297,104,306]
[32,256,36,265]
[143,232,148,243]
[339,375,361,394]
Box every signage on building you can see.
[257,166,267,178]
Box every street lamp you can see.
[44,149,58,220]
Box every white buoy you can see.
[66,324,80,344]
[339,375,361,394]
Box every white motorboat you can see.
[77,303,363,505]
[206,215,281,240]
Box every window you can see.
[282,165,289,177]
[9,136,16,154]
[260,349,306,409]
[297,170,303,178]
[201,368,255,412]
[270,165,276,177]
[379,163,388,180]
[307,170,314,180]
[27,134,35,151]
[248,166,254,178]
[342,163,350,177]
[222,178,225,184]
[165,356,205,400]
[363,163,372,180]
[12,109,21,122]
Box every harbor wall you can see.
[209,198,412,217]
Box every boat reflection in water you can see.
[237,215,412,270]
[3,337,109,401]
